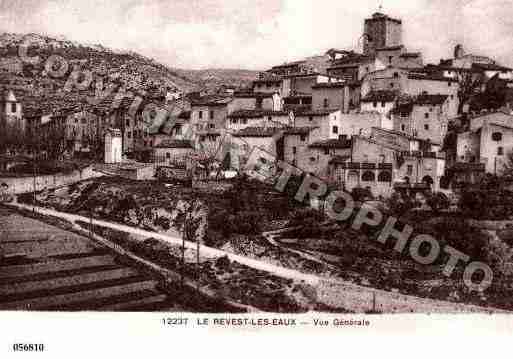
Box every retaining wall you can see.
[0,166,102,194]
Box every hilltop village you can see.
[2,10,513,197]
[5,10,513,313]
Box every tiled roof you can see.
[400,52,421,58]
[284,92,312,99]
[232,126,283,137]
[294,108,339,116]
[329,53,374,67]
[329,155,350,164]
[270,60,307,69]
[376,45,404,51]
[408,73,458,82]
[191,95,232,106]
[283,126,318,135]
[414,94,449,106]
[366,12,402,24]
[472,63,513,72]
[233,91,275,98]
[309,138,352,149]
[228,109,288,119]
[311,82,346,89]
[361,90,399,103]
[177,110,191,120]
[154,140,194,149]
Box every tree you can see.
[456,70,483,115]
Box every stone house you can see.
[227,110,290,131]
[457,111,513,175]
[360,89,399,117]
[392,94,450,145]
[229,126,284,170]
[190,95,232,137]
[330,128,445,197]
[0,88,25,139]
[227,92,282,113]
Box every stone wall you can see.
[0,165,100,194]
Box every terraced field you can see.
[0,207,180,311]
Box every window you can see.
[268,116,272,121]
[175,125,182,135]
[10,103,16,113]
[309,116,313,122]
[407,165,413,176]
[166,153,170,159]
[323,98,329,108]
[393,72,399,78]
[256,98,263,109]
[127,131,131,138]
[292,146,297,154]
[498,147,504,155]
[242,119,248,124]
[390,83,394,88]
[310,157,316,162]
[198,111,203,119]
[450,95,454,99]
[209,123,215,129]
[448,82,452,87]
[401,124,406,131]
[332,126,339,134]
[324,149,329,155]
[388,56,393,64]
[381,101,386,107]
[424,113,429,119]
[373,101,377,108]
[126,119,130,127]
[492,132,502,142]
[300,134,306,142]
[424,124,429,130]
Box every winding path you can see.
[5,201,508,314]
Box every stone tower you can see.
[363,12,403,56]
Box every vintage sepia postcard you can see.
[1,0,513,356]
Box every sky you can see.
[1,0,513,70]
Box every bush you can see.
[426,192,450,213]
[386,192,420,217]
[351,187,373,202]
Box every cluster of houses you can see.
[3,10,513,197]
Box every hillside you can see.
[0,33,260,113]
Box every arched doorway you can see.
[422,175,434,188]
[362,170,375,182]
[378,171,392,182]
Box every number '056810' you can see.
[13,343,45,352]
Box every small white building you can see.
[105,128,122,164]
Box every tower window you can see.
[198,111,203,119]
[10,103,16,113]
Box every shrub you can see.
[426,192,450,213]
[351,187,373,202]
